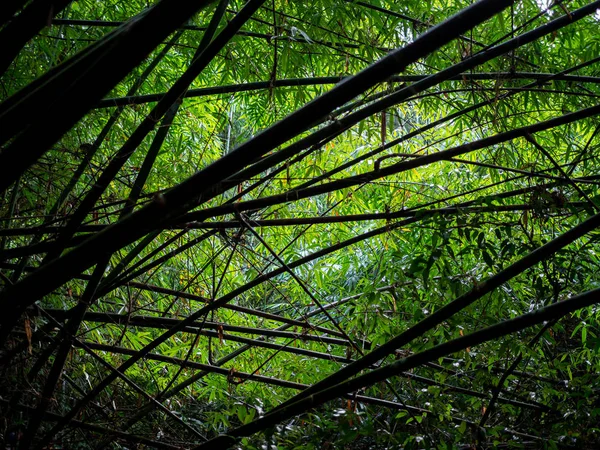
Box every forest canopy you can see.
[1,0,600,448]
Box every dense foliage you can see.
[1,0,600,448]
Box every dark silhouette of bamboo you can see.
[18,3,232,443]
[271,208,600,411]
[5,0,600,442]
[195,0,600,212]
[42,0,262,264]
[5,27,186,283]
[0,0,74,75]
[81,340,545,413]
[0,399,184,449]
[178,102,600,224]
[0,0,513,338]
[0,0,28,27]
[45,309,351,347]
[0,0,217,193]
[1,1,597,445]
[196,287,600,448]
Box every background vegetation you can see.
[1,0,600,448]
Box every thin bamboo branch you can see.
[479,319,557,427]
[45,309,351,347]
[94,73,600,108]
[524,134,600,212]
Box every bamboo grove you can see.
[1,0,600,448]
